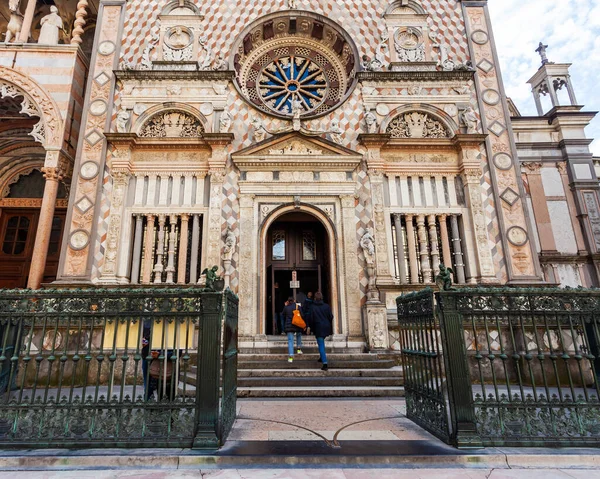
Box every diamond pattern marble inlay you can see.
[488,121,506,137]
[500,187,520,206]
[76,196,94,213]
[477,58,494,73]
[94,72,111,87]
[85,130,103,146]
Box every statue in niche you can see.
[4,2,23,44]
[116,110,130,133]
[168,27,190,49]
[219,111,232,133]
[213,53,228,71]
[328,119,343,145]
[461,106,479,134]
[222,228,236,261]
[360,230,376,265]
[198,35,213,70]
[364,108,378,134]
[38,6,63,46]
[251,117,268,143]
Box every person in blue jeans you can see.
[310,292,334,371]
[282,297,304,362]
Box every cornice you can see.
[114,70,236,82]
[357,70,475,82]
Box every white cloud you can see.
[488,0,600,156]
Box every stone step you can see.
[237,386,405,398]
[238,367,403,378]
[238,359,397,369]
[238,353,390,362]
[238,376,400,387]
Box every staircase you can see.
[236,346,404,398]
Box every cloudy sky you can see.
[488,0,600,156]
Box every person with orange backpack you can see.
[282,296,306,362]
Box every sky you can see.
[488,0,600,156]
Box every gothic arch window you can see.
[138,109,205,138]
[385,111,452,139]
[231,12,359,119]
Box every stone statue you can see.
[536,42,550,65]
[223,228,236,261]
[461,106,479,134]
[251,117,268,143]
[435,263,454,291]
[169,27,190,49]
[4,6,23,44]
[201,265,220,291]
[213,53,228,71]
[288,0,298,9]
[38,6,63,46]
[116,110,130,133]
[9,0,20,10]
[360,230,376,265]
[328,119,343,144]
[364,108,378,134]
[219,111,232,133]
[198,35,213,70]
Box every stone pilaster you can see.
[204,170,225,272]
[364,301,389,351]
[237,194,255,338]
[340,194,363,338]
[522,162,558,254]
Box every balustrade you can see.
[392,213,467,285]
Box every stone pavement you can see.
[1,399,599,475]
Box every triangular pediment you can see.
[232,133,362,171]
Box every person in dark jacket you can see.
[311,292,333,371]
[282,296,304,362]
[302,292,314,333]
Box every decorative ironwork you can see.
[398,287,600,448]
[272,230,285,261]
[258,56,327,116]
[302,230,316,261]
[0,288,238,449]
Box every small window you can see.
[302,230,316,261]
[272,230,285,261]
[2,216,30,255]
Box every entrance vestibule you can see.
[265,211,331,335]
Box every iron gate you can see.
[0,288,238,449]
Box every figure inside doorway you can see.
[283,297,304,362]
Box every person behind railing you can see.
[142,320,176,401]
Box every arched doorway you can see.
[264,211,333,336]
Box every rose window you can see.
[231,13,359,119]
[258,56,327,116]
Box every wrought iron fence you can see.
[0,288,238,449]
[397,287,600,448]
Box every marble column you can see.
[141,214,155,284]
[27,166,63,289]
[129,214,144,284]
[190,214,200,283]
[153,214,166,283]
[417,214,432,283]
[392,213,407,284]
[165,215,177,284]
[438,214,453,269]
[177,214,190,284]
[17,0,36,42]
[428,214,440,277]
[405,214,419,284]
[450,215,466,284]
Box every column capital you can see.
[41,166,63,182]
[522,161,543,174]
[180,213,190,221]
[392,212,402,222]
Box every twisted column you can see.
[392,214,407,284]
[428,214,440,277]
[417,214,432,283]
[165,215,177,284]
[71,0,89,45]
[153,214,166,283]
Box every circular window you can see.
[231,12,359,120]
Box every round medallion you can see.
[493,153,513,170]
[80,161,99,180]
[98,41,116,56]
[165,26,193,50]
[70,230,90,250]
[483,89,501,106]
[200,103,214,116]
[507,226,529,247]
[232,13,358,120]
[395,29,421,50]
[376,103,390,116]
[471,30,489,45]
[89,100,107,116]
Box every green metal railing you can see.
[397,287,600,448]
[0,288,238,449]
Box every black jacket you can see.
[302,298,314,326]
[311,300,333,338]
[282,303,304,333]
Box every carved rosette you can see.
[465,6,539,279]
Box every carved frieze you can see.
[139,110,205,138]
[386,112,449,139]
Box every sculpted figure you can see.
[435,263,454,291]
[213,53,228,71]
[4,8,23,44]
[461,106,479,134]
[328,119,343,144]
[360,230,376,265]
[364,108,378,134]
[169,27,189,49]
[251,117,268,143]
[219,111,232,133]
[38,6,63,46]
[116,110,130,133]
[223,228,236,261]
[288,0,298,8]
[202,265,220,291]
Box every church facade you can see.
[0,0,598,353]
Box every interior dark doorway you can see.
[265,211,331,336]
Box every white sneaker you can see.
[288,357,293,363]
[297,349,303,354]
